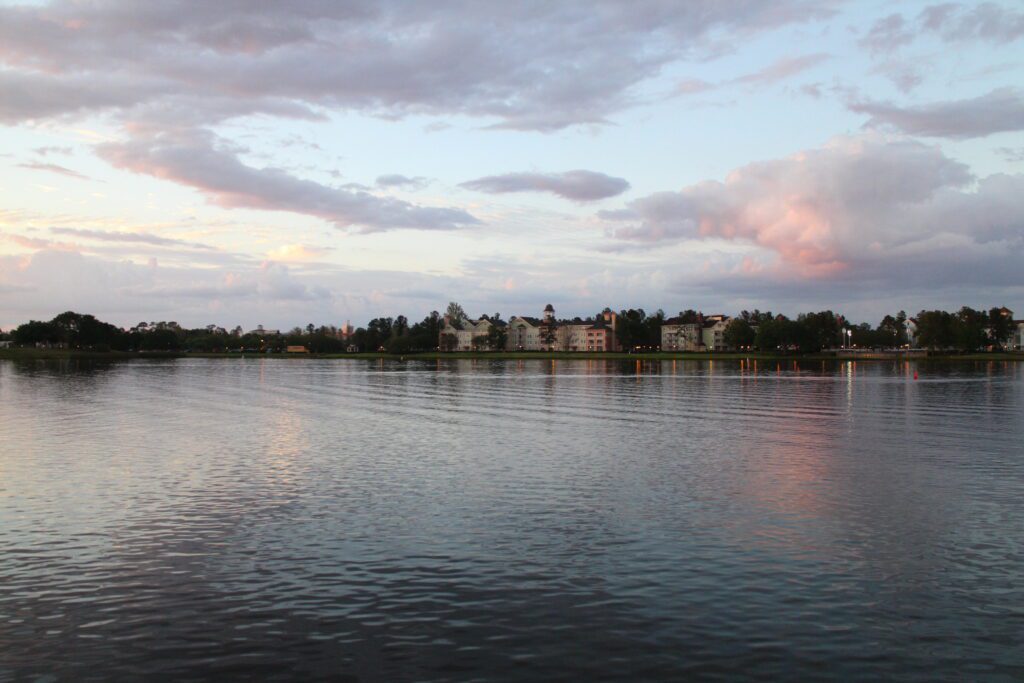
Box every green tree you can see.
[988,307,1013,349]
[139,328,180,351]
[445,302,466,322]
[952,307,987,352]
[675,309,700,324]
[723,318,756,349]
[915,310,954,350]
[797,310,842,352]
[486,323,508,350]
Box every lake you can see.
[1,358,1022,681]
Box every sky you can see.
[1,0,1022,330]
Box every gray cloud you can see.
[676,53,829,97]
[730,53,830,85]
[33,146,74,157]
[461,170,630,201]
[850,88,1024,138]
[97,129,479,232]
[17,161,90,180]
[376,174,428,189]
[50,227,215,250]
[860,13,915,53]
[0,1,838,233]
[996,146,1024,162]
[0,1,836,131]
[920,2,1024,44]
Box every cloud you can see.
[996,146,1024,162]
[265,244,332,262]
[860,13,915,53]
[17,161,91,180]
[920,2,1024,44]
[676,78,717,95]
[49,227,215,250]
[870,61,924,94]
[601,135,1023,286]
[33,146,74,157]
[675,53,829,97]
[97,129,479,232]
[461,170,630,202]
[0,248,469,330]
[850,88,1024,138]
[376,174,428,189]
[859,4,1024,55]
[730,53,830,86]
[0,1,835,131]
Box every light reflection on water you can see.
[1,358,1022,681]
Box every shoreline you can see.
[3,348,1023,363]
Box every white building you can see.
[701,315,732,351]
[904,318,918,347]
[439,315,501,351]
[506,305,619,352]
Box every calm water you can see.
[1,358,1022,681]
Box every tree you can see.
[915,310,954,350]
[723,318,756,349]
[988,307,1013,350]
[139,328,180,351]
[14,320,61,346]
[385,335,415,354]
[486,323,508,351]
[952,307,987,352]
[739,309,773,325]
[616,309,657,350]
[877,314,905,348]
[676,309,700,324]
[445,302,466,322]
[406,312,442,350]
[797,310,842,352]
[439,332,457,352]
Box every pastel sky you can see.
[1,0,1022,330]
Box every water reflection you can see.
[1,358,1022,681]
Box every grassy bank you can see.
[3,348,1023,362]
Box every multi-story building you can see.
[508,315,543,350]
[506,305,619,352]
[904,318,918,347]
[701,314,731,351]
[661,319,701,351]
[439,315,501,351]
[661,313,734,352]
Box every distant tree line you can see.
[1,310,448,354]
[614,306,1016,353]
[0,305,1016,354]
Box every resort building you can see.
[701,315,732,351]
[904,318,918,347]
[660,313,735,352]
[661,319,701,351]
[439,315,502,351]
[507,305,619,352]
